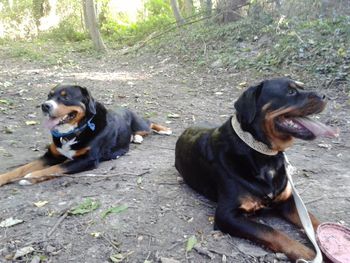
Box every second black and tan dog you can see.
[0,84,171,186]
[175,78,338,261]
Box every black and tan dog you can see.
[0,84,171,186]
[175,78,338,261]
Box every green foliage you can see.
[69,198,100,216]
[0,39,94,65]
[43,15,87,42]
[185,235,198,252]
[0,0,348,84]
[2,41,45,61]
[151,13,349,80]
[144,0,172,16]
[101,0,174,46]
[0,0,33,22]
[101,204,128,219]
[253,16,350,77]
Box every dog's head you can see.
[234,78,338,151]
[42,84,96,132]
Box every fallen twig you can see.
[101,233,120,251]
[194,245,215,259]
[167,240,182,250]
[305,197,323,204]
[207,247,232,257]
[46,209,69,237]
[48,170,151,179]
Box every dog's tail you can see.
[150,123,172,135]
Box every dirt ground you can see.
[0,51,349,263]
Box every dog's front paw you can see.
[157,129,172,135]
[18,179,33,186]
[132,134,144,144]
[18,173,34,186]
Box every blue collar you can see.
[51,117,96,138]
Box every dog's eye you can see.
[287,88,297,95]
[60,92,69,100]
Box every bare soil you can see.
[0,51,349,263]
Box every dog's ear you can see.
[79,86,96,115]
[234,81,263,124]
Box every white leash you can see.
[283,153,323,263]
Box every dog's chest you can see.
[57,137,78,160]
[239,165,291,213]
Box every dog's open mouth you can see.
[276,116,339,140]
[44,111,77,130]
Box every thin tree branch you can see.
[121,3,250,54]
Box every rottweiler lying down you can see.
[175,78,338,261]
[0,84,171,186]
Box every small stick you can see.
[46,210,69,237]
[194,245,215,259]
[51,170,151,179]
[305,197,323,205]
[101,233,120,250]
[207,248,231,257]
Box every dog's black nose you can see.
[41,102,52,113]
[308,92,326,101]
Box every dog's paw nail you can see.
[24,173,32,178]
[133,134,143,144]
[19,179,33,186]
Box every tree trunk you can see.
[170,0,185,26]
[217,0,248,23]
[32,0,45,30]
[8,0,13,10]
[82,0,107,52]
[200,0,212,17]
[183,0,194,17]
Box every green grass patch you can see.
[69,198,100,216]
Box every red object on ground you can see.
[316,222,350,263]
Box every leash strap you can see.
[283,153,323,263]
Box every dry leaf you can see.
[90,232,101,238]
[34,200,49,207]
[13,246,34,259]
[25,120,39,126]
[167,113,180,119]
[186,235,198,252]
[0,217,24,228]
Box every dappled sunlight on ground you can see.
[71,71,148,81]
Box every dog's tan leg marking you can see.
[0,160,47,186]
[282,203,320,231]
[134,131,151,137]
[18,165,66,185]
[150,123,172,135]
[261,228,316,261]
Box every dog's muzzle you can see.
[41,100,57,115]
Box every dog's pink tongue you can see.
[44,118,60,130]
[294,117,339,138]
